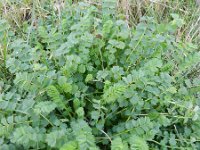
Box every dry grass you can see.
[0,0,199,42]
[117,0,200,43]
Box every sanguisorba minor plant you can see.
[0,1,200,149]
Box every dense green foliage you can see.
[0,1,200,149]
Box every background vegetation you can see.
[0,0,200,149]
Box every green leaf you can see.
[129,135,149,150]
[111,137,124,150]
[76,107,85,118]
[47,85,68,111]
[34,101,57,115]
[167,87,177,94]
[46,129,68,148]
[103,20,113,36]
[85,74,93,83]
[11,126,43,149]
[108,40,126,49]
[61,83,72,94]
[103,84,126,103]
[60,141,78,150]
[73,98,81,110]
[71,120,97,150]
[78,64,86,73]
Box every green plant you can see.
[0,1,200,149]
